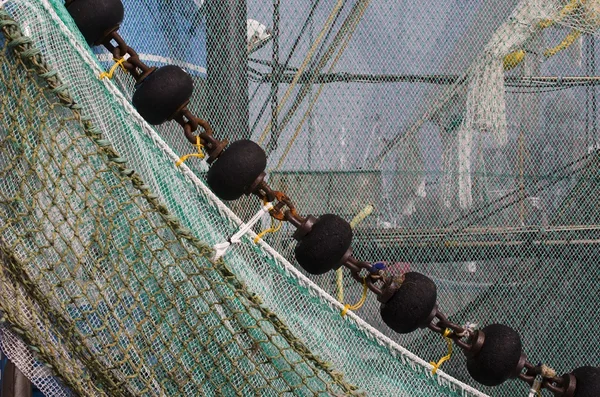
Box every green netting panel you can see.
[0,12,366,396]
[0,2,487,396]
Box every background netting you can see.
[0,0,488,396]
[243,0,600,396]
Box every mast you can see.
[518,33,543,224]
[205,0,250,140]
[587,34,598,148]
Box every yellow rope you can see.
[539,0,584,58]
[98,58,127,80]
[545,29,582,57]
[253,219,282,243]
[503,50,526,71]
[350,204,374,228]
[504,0,583,71]
[275,0,371,169]
[341,276,368,317]
[335,268,344,302]
[336,204,374,303]
[258,0,346,145]
[539,0,580,28]
[176,136,205,167]
[430,328,453,375]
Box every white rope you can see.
[528,376,542,397]
[212,202,274,261]
[17,2,489,395]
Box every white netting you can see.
[545,0,600,34]
[0,323,74,397]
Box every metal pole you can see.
[205,0,250,140]
[591,35,597,145]
[1,359,32,397]
[271,0,280,149]
[308,0,315,170]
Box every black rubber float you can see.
[206,140,267,200]
[380,272,436,334]
[466,324,522,386]
[294,214,352,275]
[132,65,194,125]
[66,0,124,45]
[573,366,600,397]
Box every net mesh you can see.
[0,1,487,396]
[0,12,370,396]
[1,0,599,395]
[545,0,600,34]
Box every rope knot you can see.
[539,364,557,378]
[98,57,127,80]
[176,135,205,167]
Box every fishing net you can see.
[0,1,484,396]
[545,0,600,34]
[1,0,599,395]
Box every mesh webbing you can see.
[0,3,485,396]
[0,11,361,396]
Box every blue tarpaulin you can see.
[96,0,207,76]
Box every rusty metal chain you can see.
[101,31,228,163]
[427,311,574,396]
[99,26,576,397]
